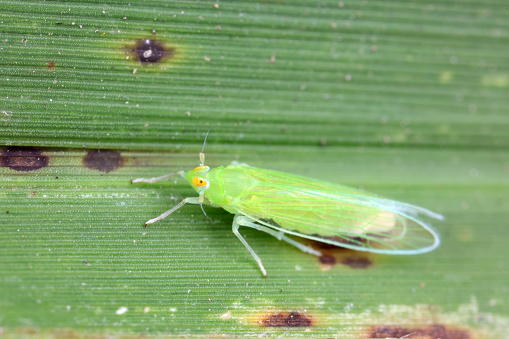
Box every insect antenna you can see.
[199,130,210,166]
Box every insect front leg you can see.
[145,197,200,226]
[131,170,186,184]
[232,216,268,278]
[235,215,322,257]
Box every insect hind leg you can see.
[234,215,322,258]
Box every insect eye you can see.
[192,177,209,188]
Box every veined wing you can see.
[229,166,442,254]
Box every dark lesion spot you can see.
[46,61,55,69]
[341,256,372,269]
[312,241,339,251]
[83,150,124,172]
[318,255,336,265]
[369,324,472,339]
[133,39,173,63]
[307,238,373,269]
[1,147,49,171]
[259,312,313,327]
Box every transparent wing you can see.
[229,166,442,254]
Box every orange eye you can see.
[192,177,209,188]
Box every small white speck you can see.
[144,306,150,313]
[116,306,128,315]
[143,49,153,58]
[220,311,231,320]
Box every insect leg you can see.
[235,216,322,257]
[145,197,200,226]
[232,216,267,278]
[131,171,186,184]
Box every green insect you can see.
[132,135,442,277]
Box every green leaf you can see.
[1,0,508,338]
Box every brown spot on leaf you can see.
[46,61,55,69]
[341,256,372,269]
[52,329,79,338]
[83,150,124,172]
[133,39,173,63]
[319,255,336,265]
[1,147,49,171]
[259,312,313,327]
[369,324,472,339]
[312,241,338,251]
[16,327,39,335]
[308,240,373,270]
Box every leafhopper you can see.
[132,136,442,277]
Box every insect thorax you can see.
[204,165,256,211]
[202,166,227,206]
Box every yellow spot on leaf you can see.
[439,71,453,83]
[481,74,508,87]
